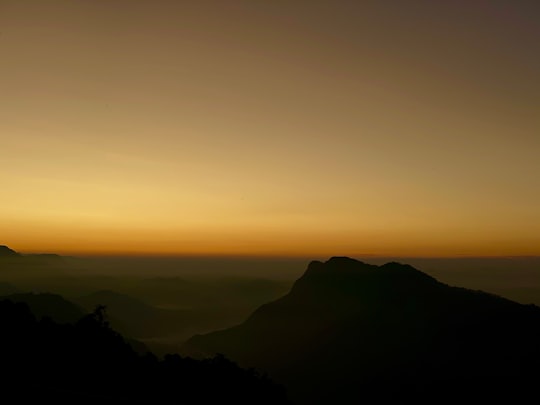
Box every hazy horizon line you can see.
[7,247,540,261]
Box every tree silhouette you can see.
[0,299,289,404]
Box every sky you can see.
[1,0,539,257]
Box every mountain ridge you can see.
[184,256,540,404]
[0,292,85,324]
[0,245,20,257]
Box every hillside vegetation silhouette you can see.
[0,300,289,404]
[0,245,293,352]
[185,257,540,404]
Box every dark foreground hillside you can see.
[186,257,540,404]
[0,300,289,405]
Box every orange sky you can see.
[1,1,539,257]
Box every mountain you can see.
[0,300,289,404]
[0,246,67,278]
[185,257,540,404]
[77,290,158,317]
[1,292,85,324]
[76,290,199,339]
[0,245,20,257]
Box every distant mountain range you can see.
[0,292,85,324]
[0,245,63,259]
[0,245,19,257]
[0,245,67,279]
[185,257,540,404]
[76,290,199,339]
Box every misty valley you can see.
[2,245,540,404]
[0,247,294,356]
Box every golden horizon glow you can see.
[1,1,539,257]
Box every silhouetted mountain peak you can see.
[293,257,437,299]
[379,261,438,283]
[0,245,19,257]
[185,257,540,404]
[304,257,372,276]
[327,256,366,265]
